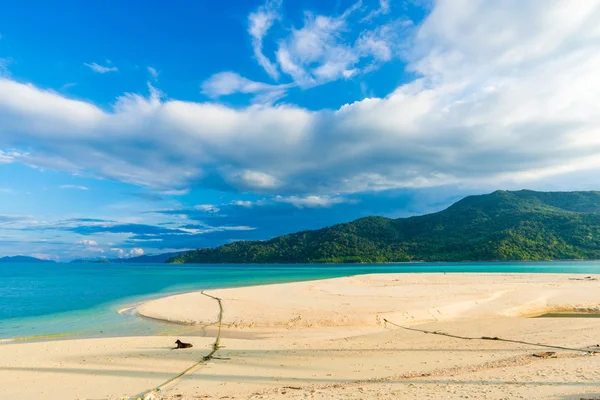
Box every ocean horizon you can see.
[2,261,600,341]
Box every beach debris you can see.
[532,351,557,358]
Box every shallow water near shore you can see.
[2,261,600,340]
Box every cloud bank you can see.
[1,0,600,198]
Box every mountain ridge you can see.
[0,255,55,264]
[168,190,600,263]
[70,251,186,264]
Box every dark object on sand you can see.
[174,339,193,349]
[532,351,557,358]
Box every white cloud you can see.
[60,185,89,190]
[232,170,280,189]
[0,150,15,164]
[220,225,255,231]
[248,0,282,79]
[361,0,391,23]
[147,66,159,80]
[249,0,409,88]
[129,247,144,256]
[227,195,350,209]
[232,200,254,207]
[84,62,118,73]
[3,1,600,195]
[275,195,350,208]
[110,248,124,257]
[213,0,405,99]
[111,247,144,258]
[194,204,220,213]
[201,71,292,103]
[276,10,357,86]
[76,239,98,246]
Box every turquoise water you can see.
[2,261,600,340]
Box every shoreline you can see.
[0,268,594,344]
[0,273,600,400]
[4,270,600,343]
[135,273,600,330]
[2,273,600,400]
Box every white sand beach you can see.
[1,273,599,399]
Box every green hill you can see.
[167,190,600,263]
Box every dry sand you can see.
[1,273,599,400]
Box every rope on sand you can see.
[383,318,600,355]
[123,291,225,400]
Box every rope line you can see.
[124,291,224,400]
[383,318,600,355]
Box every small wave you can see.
[117,306,138,316]
[0,338,16,343]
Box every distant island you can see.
[70,251,186,264]
[0,255,55,264]
[168,190,600,263]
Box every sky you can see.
[1,0,600,261]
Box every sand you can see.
[1,273,599,400]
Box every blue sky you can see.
[1,0,600,260]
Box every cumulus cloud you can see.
[129,247,144,256]
[256,0,407,88]
[205,0,407,100]
[84,62,118,73]
[111,247,144,258]
[3,1,600,196]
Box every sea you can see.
[2,261,600,341]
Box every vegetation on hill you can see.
[167,190,600,264]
